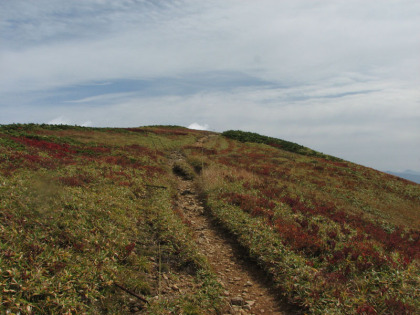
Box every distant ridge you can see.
[386,170,420,184]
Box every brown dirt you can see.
[169,146,299,315]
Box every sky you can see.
[1,0,419,173]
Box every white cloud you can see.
[48,116,70,125]
[47,116,92,127]
[188,123,209,131]
[81,120,93,127]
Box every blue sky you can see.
[1,0,419,172]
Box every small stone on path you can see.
[231,296,244,306]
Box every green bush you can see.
[222,130,341,161]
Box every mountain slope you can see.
[0,124,419,314]
[196,132,419,314]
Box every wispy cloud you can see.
[63,92,136,104]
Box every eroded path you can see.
[170,151,296,315]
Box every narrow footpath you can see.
[170,150,297,315]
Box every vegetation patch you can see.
[198,134,420,314]
[222,129,341,160]
[0,124,222,314]
[172,160,195,180]
[1,124,419,314]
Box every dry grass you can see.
[201,163,262,192]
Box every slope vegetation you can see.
[196,131,419,314]
[0,124,419,314]
[0,124,222,314]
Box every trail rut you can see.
[170,149,297,315]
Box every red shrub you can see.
[141,165,165,177]
[276,219,325,256]
[323,270,348,283]
[297,219,309,229]
[222,193,256,213]
[251,206,265,217]
[310,223,320,235]
[260,186,285,199]
[124,144,164,161]
[280,195,314,214]
[242,181,252,190]
[327,230,338,239]
[357,304,377,314]
[222,193,275,213]
[125,242,136,256]
[119,242,136,262]
[384,297,414,314]
[13,136,75,157]
[58,174,92,187]
[283,194,419,263]
[118,181,132,187]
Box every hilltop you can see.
[0,124,419,314]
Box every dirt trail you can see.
[170,143,297,314]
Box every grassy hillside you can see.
[0,124,222,314]
[197,132,419,314]
[1,124,419,314]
